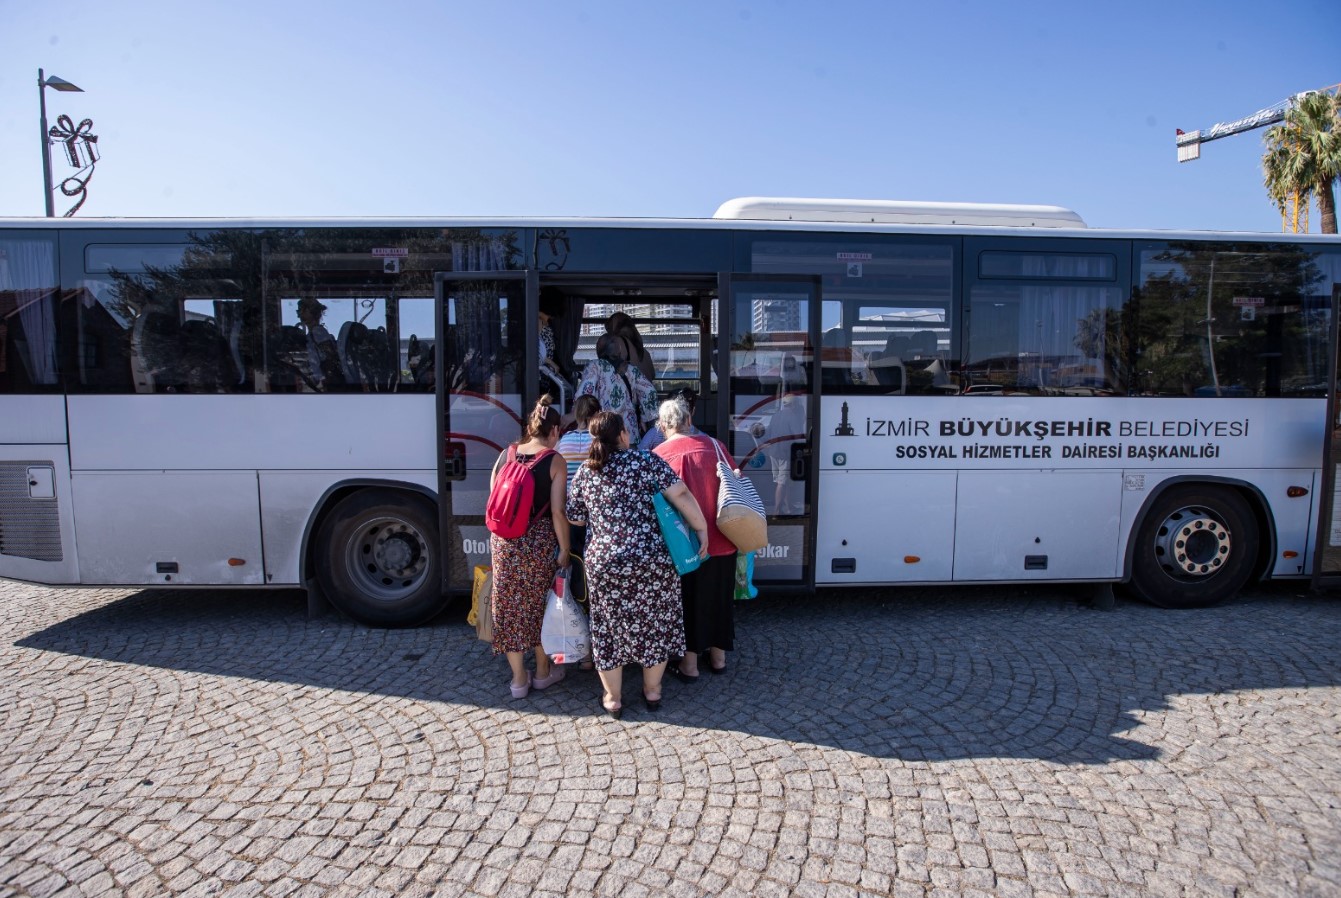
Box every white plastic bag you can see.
[540,567,590,664]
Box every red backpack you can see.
[485,446,556,539]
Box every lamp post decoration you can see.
[37,68,99,218]
[48,114,100,217]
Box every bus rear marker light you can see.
[228,558,246,566]
[1287,486,1308,498]
[1283,550,1299,558]
[904,556,920,564]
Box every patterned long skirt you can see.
[587,550,685,671]
[490,516,558,655]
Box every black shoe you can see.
[669,666,700,685]
[644,694,662,712]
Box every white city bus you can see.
[2,200,1339,625]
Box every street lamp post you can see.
[37,68,84,217]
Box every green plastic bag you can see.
[734,552,758,601]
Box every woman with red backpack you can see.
[487,397,571,699]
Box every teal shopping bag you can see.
[652,492,702,575]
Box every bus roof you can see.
[712,197,1088,228]
[1,206,1338,245]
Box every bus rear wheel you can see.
[315,490,445,627]
[1129,485,1258,609]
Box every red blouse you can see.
[653,434,738,557]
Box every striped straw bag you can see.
[712,438,768,553]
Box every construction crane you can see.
[1176,83,1340,233]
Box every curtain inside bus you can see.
[0,236,59,390]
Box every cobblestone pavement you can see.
[1,578,1339,898]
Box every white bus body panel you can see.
[817,396,1326,584]
[72,471,265,585]
[66,395,436,471]
[3,395,68,444]
[953,471,1122,580]
[815,471,957,583]
[0,396,77,583]
[258,470,436,585]
[0,446,79,584]
[63,396,436,587]
[1116,467,1319,579]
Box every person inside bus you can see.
[575,333,659,442]
[488,397,571,699]
[538,287,570,404]
[652,397,738,680]
[765,375,807,515]
[566,410,709,717]
[296,297,344,391]
[639,387,700,451]
[555,394,601,668]
[605,311,656,384]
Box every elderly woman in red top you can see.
[653,397,739,680]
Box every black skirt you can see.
[681,553,736,654]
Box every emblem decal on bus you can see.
[834,402,856,436]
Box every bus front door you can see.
[435,270,536,593]
[723,275,821,588]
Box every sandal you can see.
[600,695,623,720]
[533,666,566,690]
[509,672,532,699]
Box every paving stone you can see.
[2,580,1340,896]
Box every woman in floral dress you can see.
[574,334,659,442]
[489,398,571,699]
[566,411,710,718]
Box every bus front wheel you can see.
[315,491,445,627]
[1129,485,1258,609]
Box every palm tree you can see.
[1262,90,1341,234]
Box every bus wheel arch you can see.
[307,483,444,627]
[1126,479,1270,609]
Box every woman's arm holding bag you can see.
[663,481,710,559]
[549,453,571,568]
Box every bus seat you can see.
[223,315,246,388]
[910,329,939,359]
[179,319,228,392]
[362,325,393,391]
[821,327,854,388]
[865,336,905,393]
[271,324,307,392]
[337,321,363,387]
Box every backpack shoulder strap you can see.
[526,448,557,521]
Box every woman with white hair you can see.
[652,397,739,679]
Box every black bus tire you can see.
[1128,485,1258,609]
[314,490,445,627]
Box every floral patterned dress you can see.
[566,450,685,670]
[489,450,558,655]
[574,358,659,441]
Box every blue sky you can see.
[1,0,1337,231]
